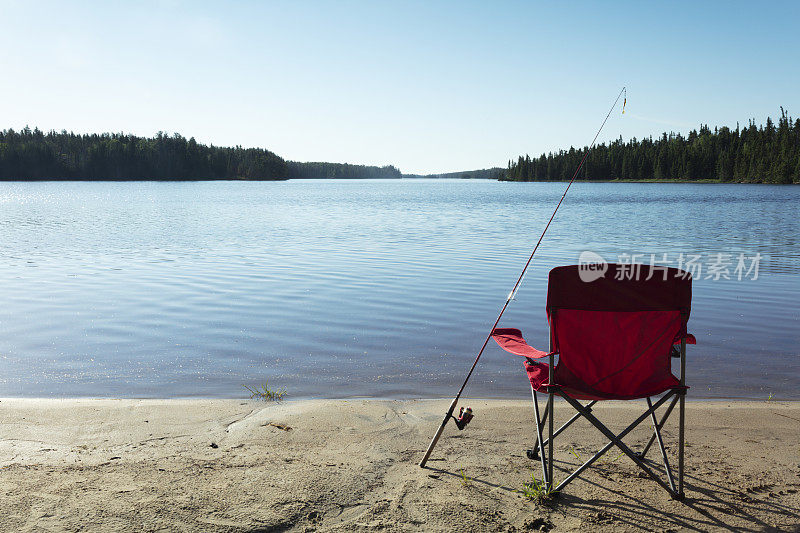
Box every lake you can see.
[0,179,798,399]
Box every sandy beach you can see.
[1,398,798,532]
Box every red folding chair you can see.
[492,264,696,499]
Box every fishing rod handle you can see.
[418,397,459,468]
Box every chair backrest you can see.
[546,264,691,399]
[547,264,692,314]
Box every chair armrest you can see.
[670,333,696,358]
[491,328,555,359]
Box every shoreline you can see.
[2,177,798,183]
[1,395,796,402]
[497,178,799,184]
[1,398,798,531]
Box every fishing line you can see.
[419,86,627,468]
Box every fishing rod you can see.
[418,86,627,468]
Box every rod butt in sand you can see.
[419,398,458,467]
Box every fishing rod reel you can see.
[451,406,474,430]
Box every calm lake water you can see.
[0,179,798,399]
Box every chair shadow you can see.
[425,454,799,531]
[548,456,800,532]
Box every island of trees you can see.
[288,161,401,179]
[403,168,504,179]
[504,109,799,184]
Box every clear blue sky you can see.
[2,1,798,174]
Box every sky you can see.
[1,1,799,174]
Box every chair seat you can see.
[523,360,685,401]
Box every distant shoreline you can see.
[0,177,796,183]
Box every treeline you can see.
[404,167,504,179]
[0,128,288,180]
[504,109,800,183]
[287,161,401,179]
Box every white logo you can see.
[578,251,608,282]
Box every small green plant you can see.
[519,472,558,503]
[568,446,582,461]
[459,466,472,487]
[244,379,286,402]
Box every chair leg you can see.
[531,400,597,458]
[554,391,674,492]
[531,389,549,485]
[677,390,686,499]
[529,395,549,459]
[640,394,679,459]
[646,397,677,493]
[557,392,678,497]
[677,335,687,500]
[547,390,554,490]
